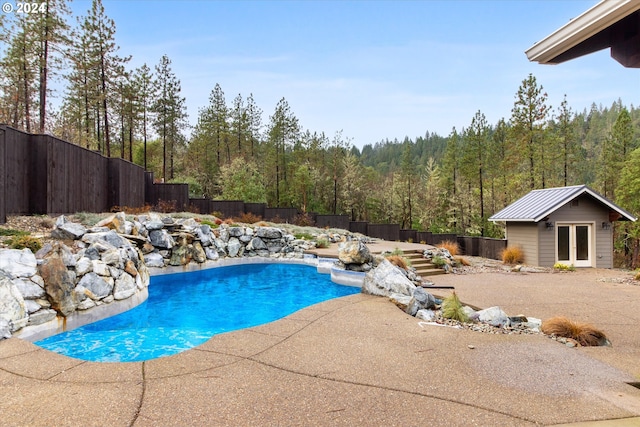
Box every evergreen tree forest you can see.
[1,0,639,265]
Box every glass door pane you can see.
[575,225,589,261]
[557,226,570,261]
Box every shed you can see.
[489,185,637,268]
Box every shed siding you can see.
[545,195,612,268]
[506,223,538,266]
[538,222,556,267]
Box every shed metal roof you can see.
[489,185,637,223]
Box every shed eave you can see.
[525,0,640,64]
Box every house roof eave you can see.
[525,0,640,65]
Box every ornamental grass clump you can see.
[438,240,459,256]
[441,291,469,322]
[501,246,525,265]
[386,254,411,269]
[541,316,609,346]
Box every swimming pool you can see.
[35,263,360,362]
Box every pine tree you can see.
[73,0,129,155]
[152,54,187,181]
[267,97,299,205]
[133,63,155,169]
[511,74,551,189]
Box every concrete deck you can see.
[2,249,640,426]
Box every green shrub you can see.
[441,292,469,322]
[316,237,330,248]
[431,256,447,268]
[7,235,42,252]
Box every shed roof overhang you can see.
[525,0,640,68]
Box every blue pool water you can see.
[35,263,359,362]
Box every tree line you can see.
[1,0,639,266]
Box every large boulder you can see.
[38,247,78,316]
[0,249,37,278]
[362,259,416,297]
[338,241,372,265]
[51,215,87,240]
[113,273,136,300]
[477,306,510,328]
[0,270,28,332]
[256,227,282,240]
[77,272,113,301]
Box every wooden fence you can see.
[0,125,506,260]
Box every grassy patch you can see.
[0,228,28,237]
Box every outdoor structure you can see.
[489,185,637,268]
[525,0,640,68]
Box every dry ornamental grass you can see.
[541,316,610,346]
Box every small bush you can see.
[315,237,330,248]
[38,216,55,229]
[389,248,404,257]
[292,213,315,227]
[541,316,609,346]
[156,199,177,213]
[553,263,575,271]
[441,292,469,322]
[501,246,524,264]
[431,256,447,268]
[386,254,411,269]
[234,212,262,224]
[8,235,42,252]
[635,270,640,281]
[438,240,459,256]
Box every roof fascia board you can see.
[526,0,640,64]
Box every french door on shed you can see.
[556,223,593,267]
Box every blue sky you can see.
[72,0,638,148]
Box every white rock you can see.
[0,249,37,278]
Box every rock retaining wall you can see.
[0,212,355,341]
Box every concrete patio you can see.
[1,254,640,426]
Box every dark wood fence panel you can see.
[316,215,350,230]
[265,208,298,222]
[416,231,432,244]
[151,183,189,211]
[367,224,400,241]
[3,126,31,214]
[349,221,368,235]
[144,171,155,205]
[479,238,507,260]
[188,198,211,214]
[244,203,266,219]
[399,229,417,242]
[457,236,480,256]
[0,127,5,223]
[211,200,245,218]
[45,136,109,214]
[108,158,145,209]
